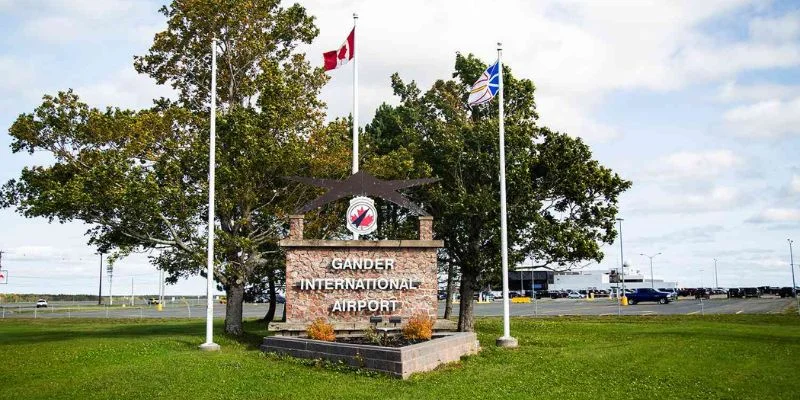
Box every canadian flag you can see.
[323,28,354,71]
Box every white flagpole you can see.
[496,42,517,348]
[352,13,359,175]
[200,38,220,351]
[352,13,360,241]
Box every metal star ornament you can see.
[286,170,440,216]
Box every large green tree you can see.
[364,54,631,331]
[0,0,336,335]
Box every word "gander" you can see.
[330,258,395,270]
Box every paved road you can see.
[441,297,795,317]
[1,297,793,319]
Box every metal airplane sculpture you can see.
[287,170,440,216]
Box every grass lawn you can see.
[1,315,798,399]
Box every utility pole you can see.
[131,277,134,306]
[98,252,104,305]
[107,264,113,306]
[640,253,662,289]
[714,258,718,289]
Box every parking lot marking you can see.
[687,310,700,315]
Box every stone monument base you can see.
[261,331,479,379]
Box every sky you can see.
[0,0,799,295]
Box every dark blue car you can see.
[627,288,672,305]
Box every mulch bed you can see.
[335,335,430,348]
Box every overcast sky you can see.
[1,0,799,295]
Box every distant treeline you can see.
[0,294,206,303]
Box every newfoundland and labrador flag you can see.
[468,60,500,106]
[323,28,355,71]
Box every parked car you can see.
[728,288,744,298]
[473,291,495,301]
[627,288,672,305]
[146,298,162,305]
[694,288,711,300]
[778,287,798,298]
[567,292,585,299]
[35,299,48,308]
[742,287,762,298]
[659,289,678,300]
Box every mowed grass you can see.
[1,315,798,399]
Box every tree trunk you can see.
[443,260,455,319]
[263,269,277,324]
[224,283,245,336]
[457,270,476,332]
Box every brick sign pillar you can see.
[280,216,443,326]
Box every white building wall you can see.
[549,269,678,291]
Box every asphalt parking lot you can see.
[451,296,796,317]
[1,296,794,319]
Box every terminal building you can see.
[508,266,679,293]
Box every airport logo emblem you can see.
[347,196,377,235]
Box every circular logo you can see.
[347,196,377,235]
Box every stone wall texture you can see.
[418,216,433,241]
[284,246,438,324]
[261,332,479,379]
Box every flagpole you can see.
[352,13,359,175]
[200,38,220,351]
[352,13,360,241]
[496,42,517,348]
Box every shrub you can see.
[402,313,434,341]
[362,326,382,345]
[306,318,336,342]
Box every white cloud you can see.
[18,0,158,45]
[748,207,800,223]
[0,56,35,93]
[791,175,800,194]
[303,0,800,144]
[723,97,800,137]
[75,66,174,110]
[717,81,800,103]
[23,15,84,43]
[749,11,800,43]
[633,186,747,214]
[644,149,743,181]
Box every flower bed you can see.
[261,332,479,379]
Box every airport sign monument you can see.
[261,172,479,378]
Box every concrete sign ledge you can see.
[278,239,444,248]
[261,332,479,379]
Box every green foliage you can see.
[0,0,338,336]
[0,316,799,399]
[363,53,631,330]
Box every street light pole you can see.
[714,258,718,289]
[98,253,103,305]
[640,253,662,289]
[789,239,798,315]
